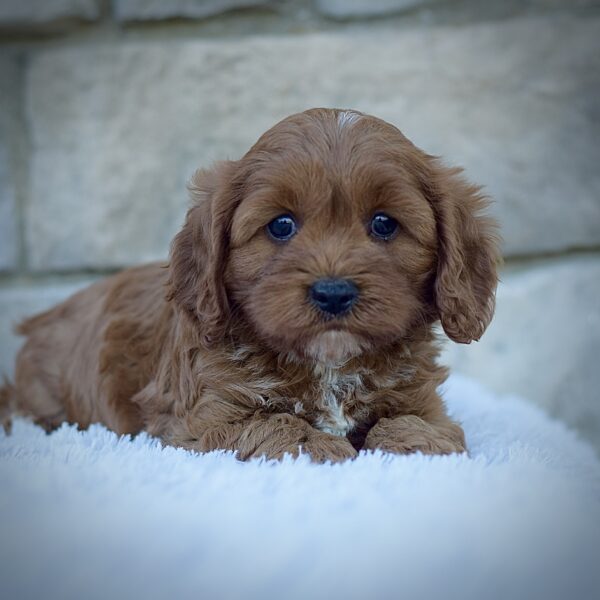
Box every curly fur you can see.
[1,108,501,462]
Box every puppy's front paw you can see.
[302,432,358,464]
[235,414,356,463]
[364,415,466,456]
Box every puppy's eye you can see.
[370,213,399,240]
[267,214,297,241]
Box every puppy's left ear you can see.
[424,160,502,344]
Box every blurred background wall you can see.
[0,0,599,451]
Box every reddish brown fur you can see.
[1,109,500,462]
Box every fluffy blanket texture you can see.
[1,374,599,600]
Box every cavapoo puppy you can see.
[1,108,500,462]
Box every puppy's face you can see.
[226,112,438,364]
[169,109,500,364]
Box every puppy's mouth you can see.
[304,330,368,366]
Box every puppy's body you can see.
[3,109,499,462]
[11,263,455,460]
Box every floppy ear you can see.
[424,160,501,344]
[166,161,240,347]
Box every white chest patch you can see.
[313,366,361,437]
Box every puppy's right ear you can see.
[167,161,240,347]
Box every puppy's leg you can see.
[11,340,69,432]
[364,412,466,456]
[234,414,358,462]
[162,412,357,463]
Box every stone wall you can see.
[1,0,599,450]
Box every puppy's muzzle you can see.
[309,278,358,317]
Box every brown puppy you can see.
[1,108,500,462]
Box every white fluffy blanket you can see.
[1,375,599,600]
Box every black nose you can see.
[309,278,358,316]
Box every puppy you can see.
[1,108,500,462]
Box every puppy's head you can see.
[168,109,500,364]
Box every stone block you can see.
[315,0,600,20]
[315,0,432,19]
[0,177,17,272]
[442,254,600,453]
[0,0,99,27]
[25,15,600,270]
[115,0,277,21]
[0,54,22,272]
